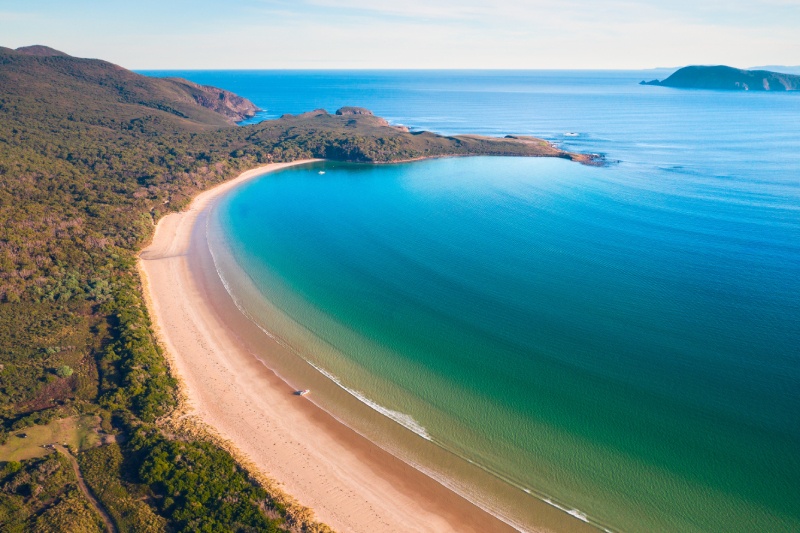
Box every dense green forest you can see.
[0,45,589,532]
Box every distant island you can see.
[641,65,800,91]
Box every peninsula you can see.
[0,45,595,532]
[641,65,800,91]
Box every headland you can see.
[641,65,800,91]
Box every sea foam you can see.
[305,360,432,441]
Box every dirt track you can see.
[54,445,117,533]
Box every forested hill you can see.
[0,45,259,125]
[641,65,800,91]
[0,45,590,532]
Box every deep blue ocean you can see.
[142,70,800,532]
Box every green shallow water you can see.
[213,157,800,532]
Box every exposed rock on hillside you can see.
[335,106,373,116]
[164,78,259,122]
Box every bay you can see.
[143,69,800,532]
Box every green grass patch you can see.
[0,415,101,462]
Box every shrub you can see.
[55,365,73,378]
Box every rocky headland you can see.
[641,65,800,91]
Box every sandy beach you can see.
[137,161,524,533]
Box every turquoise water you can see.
[147,71,800,531]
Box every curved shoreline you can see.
[138,160,526,532]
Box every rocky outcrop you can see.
[164,78,259,122]
[336,107,389,126]
[282,109,330,119]
[641,65,800,91]
[335,106,373,116]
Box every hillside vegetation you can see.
[0,45,590,532]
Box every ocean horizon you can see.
[146,70,800,532]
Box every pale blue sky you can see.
[2,0,798,69]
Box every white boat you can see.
[296,389,311,396]
[564,132,579,137]
[318,171,326,175]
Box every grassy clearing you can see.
[0,415,101,462]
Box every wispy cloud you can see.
[2,0,798,68]
[253,0,799,40]
[303,0,488,20]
